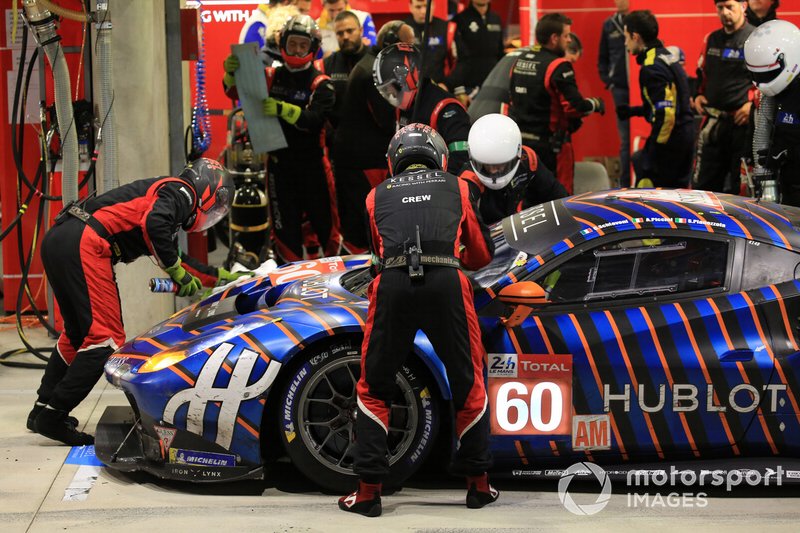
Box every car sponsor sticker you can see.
[588,189,724,210]
[169,448,236,467]
[154,425,177,450]
[488,353,572,436]
[268,257,345,286]
[572,414,611,451]
[283,365,310,443]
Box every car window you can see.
[470,224,527,288]
[741,241,800,291]
[541,237,729,304]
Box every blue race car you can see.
[96,189,800,489]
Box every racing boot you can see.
[27,402,78,432]
[466,473,500,509]
[338,480,382,517]
[34,407,94,446]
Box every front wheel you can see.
[278,338,439,492]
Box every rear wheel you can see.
[278,338,439,492]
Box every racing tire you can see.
[278,337,439,492]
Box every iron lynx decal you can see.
[488,353,572,436]
[163,342,281,449]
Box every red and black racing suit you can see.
[36,177,217,413]
[228,64,341,262]
[508,45,596,194]
[460,145,567,225]
[355,167,494,481]
[401,80,472,173]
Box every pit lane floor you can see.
[4,325,800,532]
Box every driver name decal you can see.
[163,342,281,450]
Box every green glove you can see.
[217,267,255,287]
[223,54,239,88]
[165,260,202,297]
[263,97,301,125]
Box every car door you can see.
[485,232,776,463]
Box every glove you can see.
[223,54,239,75]
[216,267,255,287]
[263,97,302,124]
[164,260,202,297]
[223,54,239,88]
[616,104,632,121]
[586,97,606,115]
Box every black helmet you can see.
[387,123,449,176]
[180,158,234,232]
[279,15,321,69]
[373,42,420,110]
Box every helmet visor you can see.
[749,53,785,86]
[471,157,519,188]
[193,187,232,232]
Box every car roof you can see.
[478,190,800,302]
[504,189,800,258]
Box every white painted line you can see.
[62,465,101,502]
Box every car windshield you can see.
[468,223,525,288]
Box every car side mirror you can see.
[498,281,549,327]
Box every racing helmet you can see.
[468,114,522,190]
[387,123,448,176]
[373,43,420,110]
[279,15,321,69]
[744,19,800,97]
[180,158,234,232]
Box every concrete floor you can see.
[4,317,800,531]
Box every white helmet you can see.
[745,19,800,97]
[468,114,522,190]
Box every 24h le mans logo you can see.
[163,342,281,449]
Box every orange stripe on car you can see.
[569,199,641,229]
[514,440,529,465]
[674,303,739,455]
[640,307,700,457]
[567,314,628,459]
[603,311,664,459]
[331,303,365,327]
[168,366,195,386]
[574,216,604,236]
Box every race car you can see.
[96,189,800,490]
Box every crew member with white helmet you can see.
[460,114,567,225]
[744,19,800,204]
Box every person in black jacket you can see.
[443,0,504,107]
[316,11,367,131]
[404,0,455,84]
[29,159,243,446]
[692,0,755,193]
[508,13,605,194]
[332,20,415,253]
[374,43,472,173]
[461,113,566,224]
[338,123,497,517]
[598,0,631,186]
[746,0,779,27]
[618,10,694,188]
[224,15,341,262]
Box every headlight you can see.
[137,350,188,374]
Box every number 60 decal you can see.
[489,377,571,436]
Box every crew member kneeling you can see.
[339,123,497,517]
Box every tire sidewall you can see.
[278,337,439,492]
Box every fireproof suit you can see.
[229,64,341,262]
[460,145,567,225]
[36,177,217,413]
[769,78,800,206]
[629,44,695,188]
[354,168,495,481]
[400,81,472,173]
[332,46,395,252]
[508,45,596,194]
